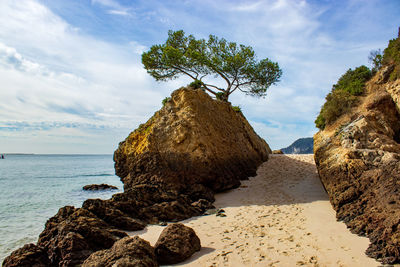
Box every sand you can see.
[130,154,379,266]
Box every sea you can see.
[0,154,123,263]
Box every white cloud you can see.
[0,0,170,153]
[1,0,399,152]
[91,0,132,16]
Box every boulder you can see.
[82,184,118,191]
[82,236,158,267]
[82,198,145,231]
[2,243,50,267]
[154,223,201,264]
[37,206,128,266]
[314,69,400,264]
[272,149,284,154]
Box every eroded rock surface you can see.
[154,223,201,264]
[314,70,400,264]
[2,244,50,267]
[82,236,158,267]
[114,87,269,192]
[37,206,128,266]
[111,87,269,223]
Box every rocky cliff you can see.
[114,87,269,192]
[3,87,270,266]
[314,67,400,264]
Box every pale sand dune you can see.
[131,154,379,267]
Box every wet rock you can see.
[82,236,158,267]
[2,243,50,267]
[82,184,118,191]
[154,223,201,264]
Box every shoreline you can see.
[130,155,378,266]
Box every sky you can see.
[0,0,399,154]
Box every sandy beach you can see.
[130,155,379,266]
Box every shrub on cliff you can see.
[382,27,400,80]
[142,30,282,101]
[315,66,372,130]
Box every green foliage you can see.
[382,28,400,80]
[332,66,372,96]
[142,30,282,101]
[215,92,226,101]
[315,66,371,130]
[189,79,203,89]
[162,97,171,106]
[368,49,382,73]
[232,105,242,112]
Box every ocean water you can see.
[0,154,123,263]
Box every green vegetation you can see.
[162,97,171,106]
[315,66,372,130]
[142,30,282,101]
[189,79,204,89]
[368,49,382,73]
[232,105,242,112]
[382,27,400,80]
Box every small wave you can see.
[36,173,115,179]
[81,173,114,177]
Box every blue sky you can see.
[0,0,399,153]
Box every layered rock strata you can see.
[314,69,400,264]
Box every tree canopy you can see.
[142,30,282,101]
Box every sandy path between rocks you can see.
[130,154,378,267]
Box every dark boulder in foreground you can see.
[154,223,201,264]
[314,67,400,264]
[82,236,158,267]
[2,243,50,267]
[82,184,118,191]
[37,206,128,266]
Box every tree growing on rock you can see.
[142,30,282,101]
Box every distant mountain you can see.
[281,137,313,154]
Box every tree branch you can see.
[204,83,225,92]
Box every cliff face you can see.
[114,87,270,192]
[314,69,400,264]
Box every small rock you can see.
[154,223,201,264]
[82,184,118,191]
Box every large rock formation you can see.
[111,87,270,224]
[114,87,269,192]
[314,69,400,264]
[3,87,270,266]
